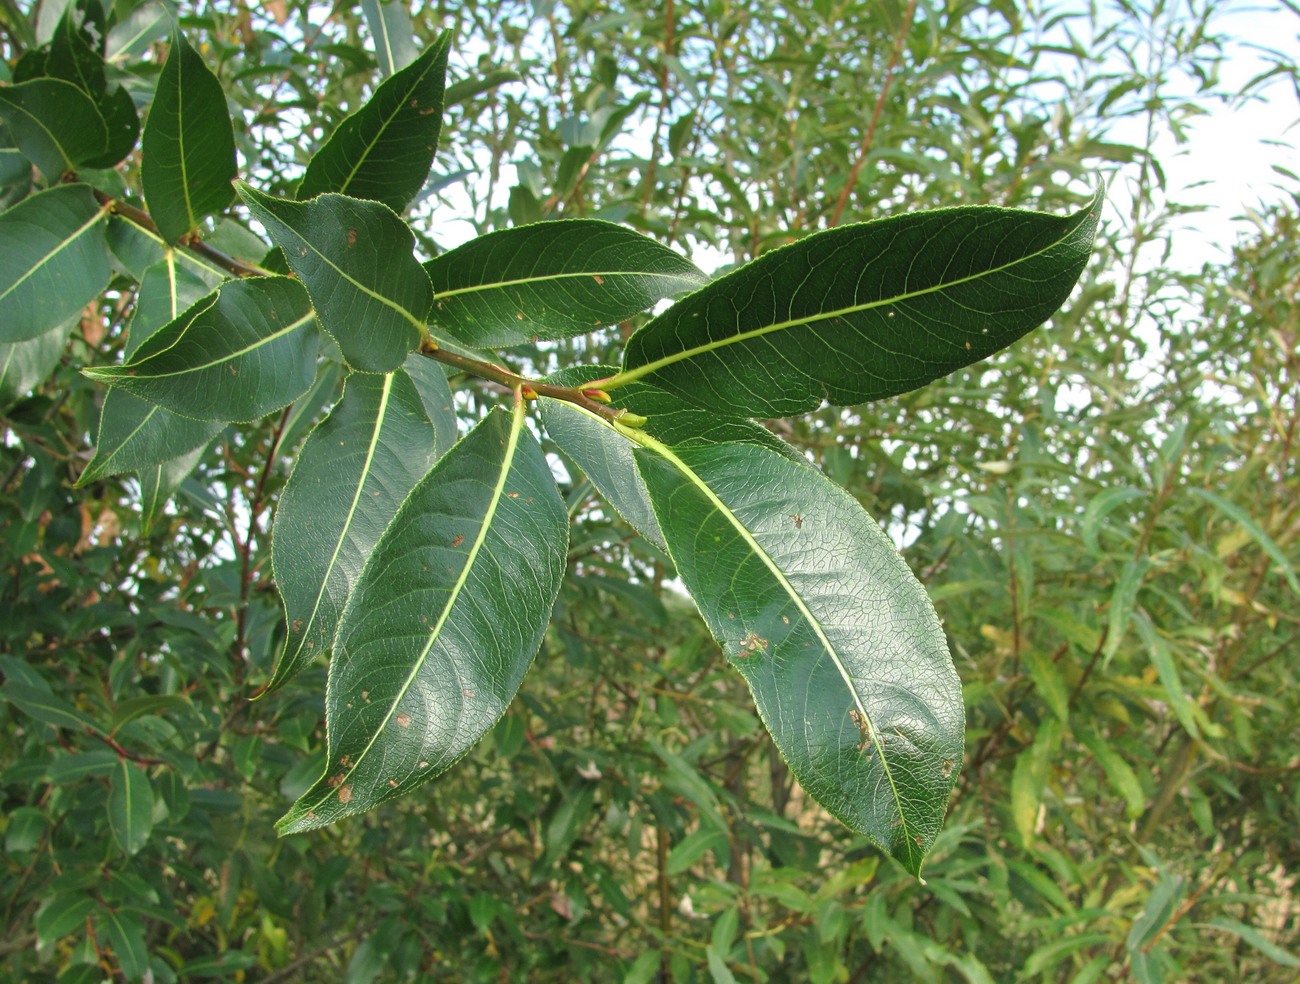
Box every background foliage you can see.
[2,0,1298,981]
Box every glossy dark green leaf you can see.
[633,439,963,875]
[425,220,708,347]
[141,30,237,243]
[236,184,430,372]
[269,369,442,692]
[609,188,1103,416]
[108,759,153,856]
[97,906,149,980]
[0,184,111,344]
[360,0,419,76]
[78,389,221,484]
[277,404,567,834]
[296,31,450,212]
[83,277,318,422]
[0,316,73,410]
[0,77,107,178]
[35,895,98,948]
[1,678,101,733]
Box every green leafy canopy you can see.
[1,21,1104,878]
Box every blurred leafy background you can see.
[1,0,1297,980]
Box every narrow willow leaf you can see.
[78,390,221,484]
[296,31,450,212]
[632,438,963,875]
[83,277,318,422]
[236,184,431,372]
[277,404,567,834]
[269,370,441,692]
[141,30,237,243]
[139,440,210,534]
[360,0,420,76]
[108,759,153,856]
[0,183,112,344]
[0,317,73,410]
[609,187,1103,416]
[0,77,107,178]
[425,220,709,348]
[1187,486,1300,594]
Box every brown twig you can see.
[828,0,919,228]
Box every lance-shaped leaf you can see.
[268,369,442,692]
[0,77,107,179]
[632,438,963,875]
[277,404,567,834]
[361,0,419,76]
[83,277,318,422]
[424,220,709,348]
[78,390,221,484]
[0,183,112,344]
[108,759,153,856]
[538,365,799,552]
[141,30,237,243]
[236,184,430,372]
[608,187,1103,417]
[296,31,451,213]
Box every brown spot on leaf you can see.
[515,311,524,320]
[451,534,465,548]
[506,492,519,498]
[592,275,605,285]
[418,760,429,769]
[339,755,351,767]
[337,784,352,804]
[347,228,357,247]
[964,341,972,350]
[462,689,475,699]
[941,759,955,777]
[790,513,803,529]
[396,712,412,728]
[388,779,399,788]
[328,773,346,788]
[738,631,768,657]
[291,619,303,633]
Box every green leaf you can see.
[361,0,419,76]
[402,353,459,456]
[83,277,318,422]
[424,219,709,347]
[296,31,451,213]
[0,77,107,178]
[1208,918,1300,969]
[236,185,430,372]
[106,1,172,63]
[36,895,98,948]
[78,389,222,484]
[0,183,112,344]
[141,30,237,243]
[47,1,139,168]
[277,404,567,834]
[97,906,149,980]
[1188,486,1300,594]
[1076,725,1145,819]
[631,438,963,875]
[138,440,211,534]
[268,369,442,692]
[539,365,801,552]
[0,316,73,410]
[1,678,101,733]
[108,759,153,856]
[125,254,215,358]
[608,187,1103,416]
